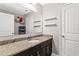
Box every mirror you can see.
[0,3,43,37]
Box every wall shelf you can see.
[34,25,41,27]
[45,24,57,27]
[34,21,41,23]
[45,17,57,21]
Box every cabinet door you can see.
[40,47,47,56]
[0,12,14,36]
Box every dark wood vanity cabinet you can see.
[14,38,52,56]
[39,39,52,56]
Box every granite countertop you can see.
[0,35,52,56]
[0,33,43,45]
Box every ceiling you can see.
[0,3,31,15]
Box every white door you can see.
[0,12,14,36]
[62,4,79,56]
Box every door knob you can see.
[62,35,65,38]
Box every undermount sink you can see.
[28,39,40,43]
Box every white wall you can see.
[0,12,14,36]
[42,3,59,54]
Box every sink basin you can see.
[28,40,40,43]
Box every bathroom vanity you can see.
[0,35,53,56]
